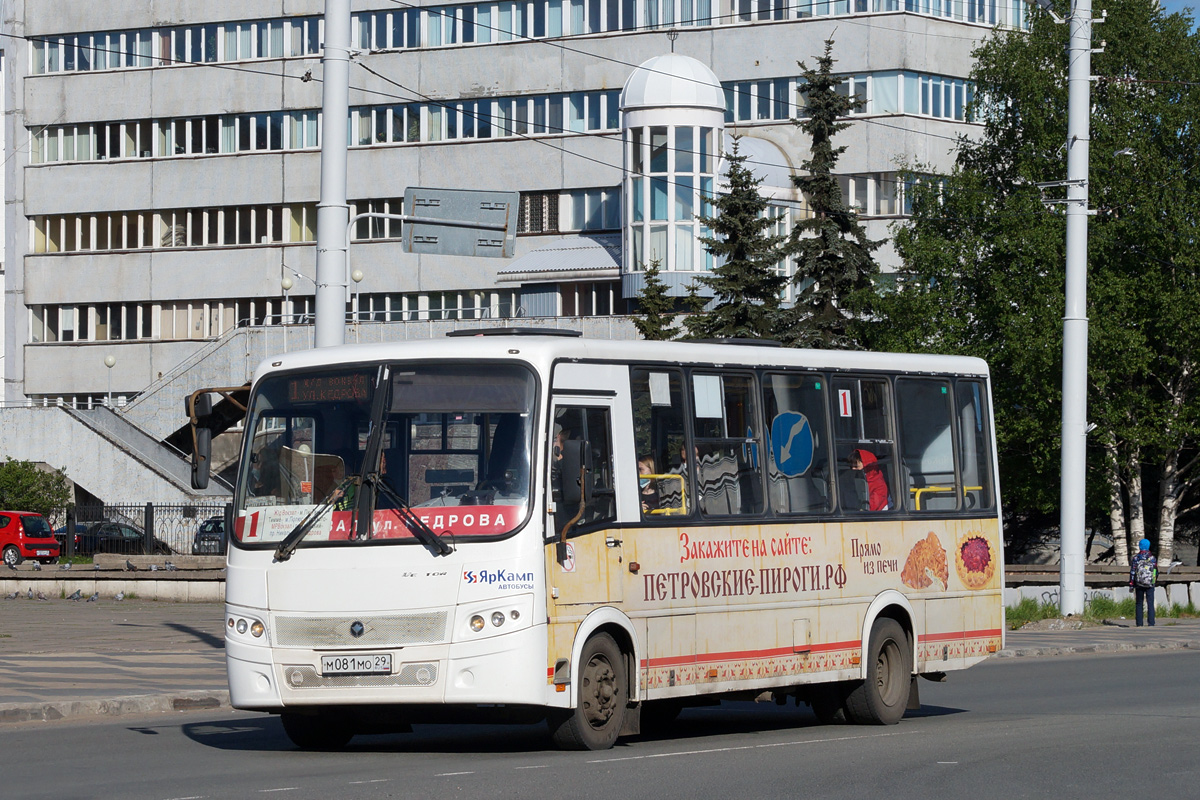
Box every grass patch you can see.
[1005,597,1062,629]
[1007,594,1199,629]
[54,555,94,566]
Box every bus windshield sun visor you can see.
[390,371,529,413]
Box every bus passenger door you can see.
[547,399,623,606]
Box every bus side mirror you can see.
[188,391,214,490]
[192,426,212,490]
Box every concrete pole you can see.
[314,0,351,348]
[1059,0,1093,616]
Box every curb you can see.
[992,640,1200,659]
[0,690,230,725]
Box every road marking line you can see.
[435,772,476,777]
[163,796,206,799]
[588,730,919,763]
[349,780,389,784]
[937,761,958,765]
[258,789,298,793]
[515,765,548,770]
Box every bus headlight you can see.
[250,621,265,638]
[236,619,248,634]
[470,615,486,632]
[491,611,505,627]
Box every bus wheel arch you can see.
[548,609,640,750]
[858,590,916,683]
[568,608,641,706]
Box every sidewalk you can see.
[2,598,1198,725]
[0,597,227,723]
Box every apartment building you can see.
[3,0,1027,408]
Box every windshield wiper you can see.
[375,476,453,556]
[274,475,357,562]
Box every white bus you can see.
[206,330,1003,750]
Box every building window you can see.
[517,192,561,234]
[29,199,400,254]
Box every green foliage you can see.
[1004,597,1062,629]
[1005,594,1198,629]
[0,458,71,521]
[631,259,677,341]
[685,137,788,341]
[874,2,1200,532]
[781,39,882,349]
[1084,594,1135,620]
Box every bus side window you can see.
[630,368,689,518]
[691,372,765,517]
[956,380,995,510]
[896,378,958,512]
[832,377,896,513]
[551,405,616,537]
[762,372,832,514]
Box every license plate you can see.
[320,653,392,676]
[35,550,50,556]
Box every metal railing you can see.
[63,502,230,558]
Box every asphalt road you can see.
[4,650,1197,800]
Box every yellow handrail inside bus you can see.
[643,473,687,516]
[910,485,983,511]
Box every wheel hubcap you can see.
[581,654,618,728]
[876,639,902,705]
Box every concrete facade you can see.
[2,1,1027,501]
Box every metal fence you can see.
[63,502,230,558]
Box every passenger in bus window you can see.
[637,455,660,513]
[849,449,890,511]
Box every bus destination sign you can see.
[288,373,371,404]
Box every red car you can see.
[0,511,61,566]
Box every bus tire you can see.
[845,618,912,725]
[280,711,354,751]
[548,632,627,750]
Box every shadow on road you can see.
[178,699,960,755]
[162,621,224,649]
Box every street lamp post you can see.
[351,269,364,342]
[281,276,294,353]
[103,354,116,409]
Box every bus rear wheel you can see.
[548,632,627,750]
[844,618,912,725]
[280,711,354,750]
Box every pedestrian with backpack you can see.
[1129,538,1157,627]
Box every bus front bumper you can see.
[226,623,548,711]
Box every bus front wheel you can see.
[548,632,627,750]
[280,711,354,751]
[844,618,912,725]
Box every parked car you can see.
[0,511,61,566]
[192,517,227,555]
[54,523,89,551]
[75,522,172,556]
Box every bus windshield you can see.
[233,362,536,549]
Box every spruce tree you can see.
[782,39,882,349]
[684,137,788,341]
[631,259,677,340]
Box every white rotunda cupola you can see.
[621,54,726,297]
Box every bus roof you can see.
[252,333,990,384]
